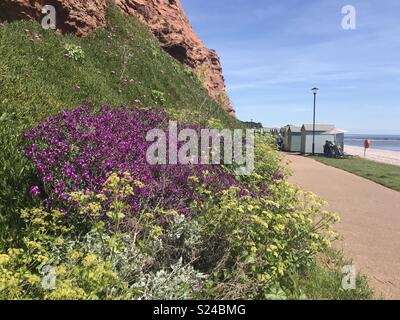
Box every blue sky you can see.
[181,0,400,134]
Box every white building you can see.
[300,124,335,154]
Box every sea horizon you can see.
[345,134,400,152]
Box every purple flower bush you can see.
[30,185,41,197]
[22,105,239,217]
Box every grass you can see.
[312,156,400,191]
[0,4,240,247]
[292,249,376,300]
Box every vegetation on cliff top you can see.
[0,5,238,243]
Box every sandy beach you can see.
[345,145,400,166]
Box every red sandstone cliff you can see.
[0,0,235,115]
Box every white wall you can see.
[301,133,335,154]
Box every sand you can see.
[286,154,400,299]
[345,145,400,166]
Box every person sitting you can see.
[333,144,344,158]
[324,140,332,157]
[324,140,336,158]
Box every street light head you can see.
[312,87,319,95]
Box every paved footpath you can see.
[285,154,400,299]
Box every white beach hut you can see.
[300,124,335,154]
[321,128,346,153]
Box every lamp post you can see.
[311,87,319,155]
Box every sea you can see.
[345,134,400,152]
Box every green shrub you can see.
[185,135,339,299]
[151,89,167,105]
[0,207,120,300]
[64,44,85,62]
[0,173,205,300]
[183,67,195,78]
[192,181,339,299]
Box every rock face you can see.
[0,0,107,36]
[0,0,234,115]
[115,0,234,115]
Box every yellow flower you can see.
[95,193,107,202]
[25,273,41,285]
[0,254,10,265]
[88,202,102,214]
[34,254,49,264]
[267,244,278,252]
[151,225,163,239]
[122,185,134,197]
[68,250,83,261]
[277,262,285,276]
[24,239,43,250]
[144,212,155,219]
[273,224,285,233]
[7,248,23,256]
[188,175,200,183]
[133,180,145,188]
[56,265,67,276]
[122,171,133,181]
[257,273,271,283]
[82,253,98,267]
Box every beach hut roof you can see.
[301,124,335,132]
[321,128,348,135]
[288,125,302,133]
